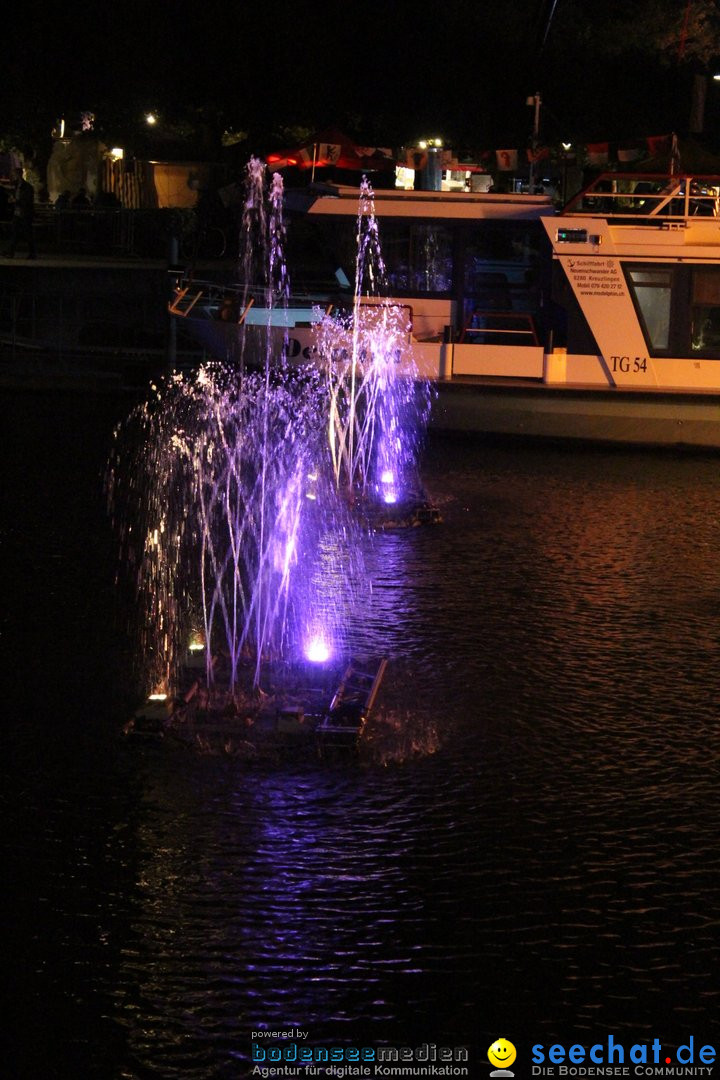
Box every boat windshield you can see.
[564,173,720,219]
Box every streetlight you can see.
[561,143,573,205]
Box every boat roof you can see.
[285,183,556,222]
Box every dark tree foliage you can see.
[2,0,720,166]
[547,0,720,65]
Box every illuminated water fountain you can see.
[108,163,432,712]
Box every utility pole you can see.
[527,91,542,193]
[166,228,181,372]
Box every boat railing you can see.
[563,172,720,221]
[357,300,414,337]
[169,277,326,320]
[169,278,419,338]
[461,310,539,346]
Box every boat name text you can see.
[611,356,647,373]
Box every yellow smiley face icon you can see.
[488,1039,517,1069]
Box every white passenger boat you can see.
[172,174,720,449]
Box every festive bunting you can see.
[646,134,671,157]
[586,143,609,166]
[496,149,518,171]
[617,146,644,163]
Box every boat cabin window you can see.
[625,267,672,350]
[381,223,454,294]
[624,263,720,358]
[691,268,720,351]
[463,223,542,313]
[284,217,360,292]
[285,216,456,295]
[285,213,548,338]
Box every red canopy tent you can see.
[265,128,394,176]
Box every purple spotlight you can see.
[383,491,398,505]
[305,637,331,663]
[380,469,394,484]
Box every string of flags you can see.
[489,134,674,172]
[266,129,690,179]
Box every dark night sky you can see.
[4,0,716,156]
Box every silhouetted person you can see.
[7,167,35,258]
[71,187,91,209]
[94,189,121,208]
[55,190,71,209]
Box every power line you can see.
[539,0,560,54]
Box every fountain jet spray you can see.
[108,165,430,699]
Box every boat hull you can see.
[433,379,720,450]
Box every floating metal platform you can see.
[316,658,388,755]
[125,656,388,759]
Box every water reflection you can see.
[7,403,720,1076]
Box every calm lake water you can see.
[4,389,720,1079]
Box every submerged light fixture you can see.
[380,467,398,503]
[305,637,331,663]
